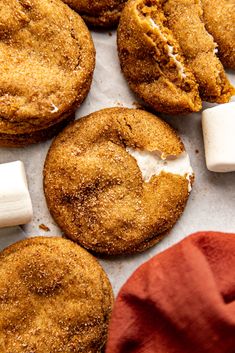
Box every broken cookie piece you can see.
[201,0,235,70]
[118,0,234,115]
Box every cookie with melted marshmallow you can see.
[44,108,194,255]
[117,0,234,115]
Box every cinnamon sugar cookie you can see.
[0,0,95,147]
[44,108,194,255]
[117,0,234,115]
[63,0,126,28]
[201,0,235,69]
[0,237,113,353]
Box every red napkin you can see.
[106,232,235,353]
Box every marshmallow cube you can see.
[0,161,33,228]
[202,103,235,172]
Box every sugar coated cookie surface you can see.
[44,108,193,255]
[117,0,234,115]
[0,0,95,146]
[62,0,127,28]
[0,236,113,352]
[202,0,235,69]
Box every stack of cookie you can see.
[0,0,234,352]
[0,0,95,146]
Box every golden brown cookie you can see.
[62,0,127,28]
[44,108,194,255]
[117,0,235,115]
[0,0,95,147]
[0,236,113,353]
[201,0,235,69]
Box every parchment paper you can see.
[0,30,235,295]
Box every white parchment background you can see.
[0,31,235,295]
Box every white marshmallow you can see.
[126,148,193,191]
[202,103,235,172]
[0,161,33,228]
[148,18,186,79]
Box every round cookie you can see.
[44,108,194,255]
[0,236,113,353]
[62,0,127,28]
[117,0,235,115]
[0,0,95,147]
[201,0,235,69]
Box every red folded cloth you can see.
[106,232,235,353]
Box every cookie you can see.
[0,236,113,353]
[0,0,95,147]
[63,0,126,28]
[201,0,235,69]
[44,108,193,255]
[117,0,235,115]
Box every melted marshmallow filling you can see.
[126,148,193,192]
[51,102,59,113]
[148,18,186,79]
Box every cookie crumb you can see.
[132,102,143,109]
[116,102,124,107]
[39,224,50,232]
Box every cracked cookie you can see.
[62,0,127,28]
[201,0,235,70]
[0,236,113,353]
[117,0,235,115]
[0,0,95,147]
[44,108,194,255]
